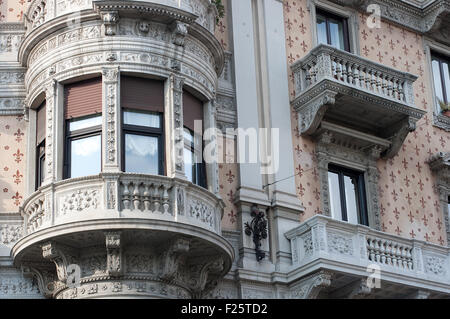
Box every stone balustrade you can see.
[21,173,224,238]
[291,44,417,106]
[285,215,450,293]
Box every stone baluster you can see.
[132,183,140,211]
[143,184,151,211]
[122,181,131,210]
[153,185,161,213]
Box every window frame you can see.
[308,0,359,54]
[316,8,351,52]
[183,126,207,188]
[64,114,103,179]
[424,39,450,131]
[328,164,369,226]
[35,102,46,189]
[121,109,165,176]
[431,52,450,105]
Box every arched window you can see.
[63,77,102,179]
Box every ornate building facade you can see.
[0,0,449,299]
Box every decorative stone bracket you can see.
[100,11,119,36]
[288,270,333,299]
[105,231,122,277]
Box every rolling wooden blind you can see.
[36,102,46,145]
[121,76,165,113]
[183,90,203,131]
[64,77,102,119]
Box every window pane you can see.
[124,110,160,128]
[69,115,102,132]
[442,61,450,104]
[328,17,345,51]
[432,59,444,105]
[70,135,101,178]
[344,175,359,224]
[125,134,159,174]
[184,128,194,144]
[328,171,343,221]
[317,14,328,45]
[184,147,194,183]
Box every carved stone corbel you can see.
[289,270,333,299]
[383,116,417,159]
[160,238,190,281]
[41,242,72,282]
[105,231,122,277]
[330,278,372,299]
[188,257,225,298]
[171,20,188,47]
[294,90,336,135]
[22,265,58,298]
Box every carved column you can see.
[102,67,121,173]
[105,231,122,277]
[203,99,220,195]
[42,79,58,186]
[165,74,186,179]
[315,131,333,217]
[366,146,382,231]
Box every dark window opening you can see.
[184,127,207,188]
[328,164,368,226]
[36,102,46,189]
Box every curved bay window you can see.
[183,90,206,188]
[121,76,165,175]
[36,102,46,189]
[64,78,103,179]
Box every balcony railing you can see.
[285,215,450,294]
[21,173,223,238]
[292,44,417,106]
[290,45,425,153]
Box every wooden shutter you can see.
[183,90,203,131]
[36,102,46,145]
[64,77,102,119]
[121,76,164,113]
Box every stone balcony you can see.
[285,215,450,298]
[11,173,233,298]
[291,44,426,158]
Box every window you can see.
[121,76,165,175]
[36,102,46,189]
[65,115,102,178]
[122,110,164,175]
[316,9,350,52]
[183,90,206,188]
[328,164,368,225]
[184,128,206,187]
[431,53,450,108]
[63,77,103,179]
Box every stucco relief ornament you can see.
[244,205,268,261]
